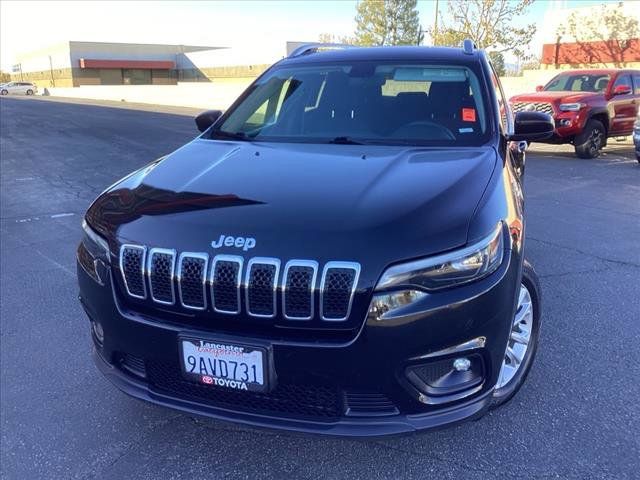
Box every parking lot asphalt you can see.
[1,96,639,480]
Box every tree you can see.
[0,71,10,83]
[431,0,536,58]
[488,51,506,76]
[318,33,356,45]
[354,0,423,46]
[556,2,639,68]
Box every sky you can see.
[0,0,627,71]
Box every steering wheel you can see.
[392,121,456,141]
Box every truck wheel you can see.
[574,119,605,159]
[492,260,541,407]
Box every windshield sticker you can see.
[459,127,474,133]
[462,108,476,122]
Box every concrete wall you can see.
[43,80,253,110]
[38,67,582,110]
[499,69,561,99]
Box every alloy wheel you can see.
[496,283,533,389]
[588,128,603,155]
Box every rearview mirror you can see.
[612,84,632,96]
[508,111,554,142]
[195,110,223,132]
[535,85,544,92]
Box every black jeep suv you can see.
[77,41,554,436]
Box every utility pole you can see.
[433,0,439,46]
[48,55,55,87]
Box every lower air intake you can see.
[146,361,343,420]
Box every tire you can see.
[0,89,7,95]
[491,260,542,407]
[574,119,606,159]
[26,89,33,95]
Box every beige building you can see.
[10,41,269,87]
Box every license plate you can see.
[180,338,268,392]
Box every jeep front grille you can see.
[118,246,360,323]
[148,248,176,305]
[246,258,280,318]
[321,262,361,321]
[511,102,554,116]
[120,245,147,299]
[283,261,318,320]
[211,255,242,314]
[178,253,208,310]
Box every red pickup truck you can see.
[510,69,640,158]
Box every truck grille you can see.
[511,102,554,116]
[118,245,360,323]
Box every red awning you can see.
[79,58,175,69]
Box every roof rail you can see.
[462,39,476,55]
[288,43,357,58]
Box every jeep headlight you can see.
[369,223,504,321]
[559,103,583,112]
[78,219,110,284]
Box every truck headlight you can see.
[559,103,583,112]
[78,219,110,284]
[376,223,504,292]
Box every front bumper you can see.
[79,247,521,437]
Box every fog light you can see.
[559,119,571,127]
[91,321,104,346]
[453,357,471,372]
[405,354,485,404]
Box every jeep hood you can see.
[88,139,496,271]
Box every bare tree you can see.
[431,0,536,58]
[556,2,639,68]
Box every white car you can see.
[0,82,38,95]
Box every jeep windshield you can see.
[210,62,490,146]
[543,73,611,93]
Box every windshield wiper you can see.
[211,130,249,141]
[327,136,364,145]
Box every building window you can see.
[123,69,152,85]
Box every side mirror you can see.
[535,85,544,92]
[508,111,555,142]
[195,110,223,132]
[612,84,632,96]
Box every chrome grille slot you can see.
[511,102,554,116]
[148,248,176,305]
[246,258,280,318]
[211,255,243,314]
[320,262,360,321]
[120,245,147,299]
[283,260,318,320]
[178,253,208,310]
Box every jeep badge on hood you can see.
[211,234,256,251]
